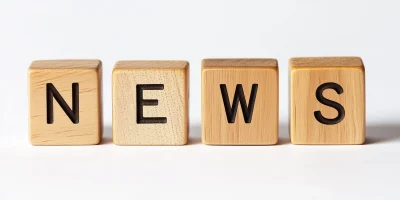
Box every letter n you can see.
[46,83,79,124]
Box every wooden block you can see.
[28,60,103,145]
[290,57,365,144]
[112,61,189,145]
[202,59,279,145]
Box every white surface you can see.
[0,0,400,199]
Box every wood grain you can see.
[290,57,365,144]
[202,58,279,145]
[28,60,103,145]
[112,60,189,145]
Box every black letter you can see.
[136,84,167,124]
[46,83,79,124]
[220,84,258,123]
[314,82,345,125]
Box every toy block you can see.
[290,57,365,144]
[112,61,189,145]
[28,60,103,145]
[202,59,279,145]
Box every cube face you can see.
[290,57,365,144]
[112,61,189,145]
[28,60,102,145]
[202,59,279,145]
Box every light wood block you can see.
[28,60,103,145]
[112,61,189,145]
[202,59,279,145]
[290,57,365,145]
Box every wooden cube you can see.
[290,57,365,144]
[112,61,189,145]
[28,60,103,145]
[202,59,279,145]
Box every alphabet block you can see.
[202,59,279,145]
[28,60,103,145]
[290,57,365,144]
[112,61,189,145]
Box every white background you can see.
[1,0,399,199]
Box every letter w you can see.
[220,84,258,123]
